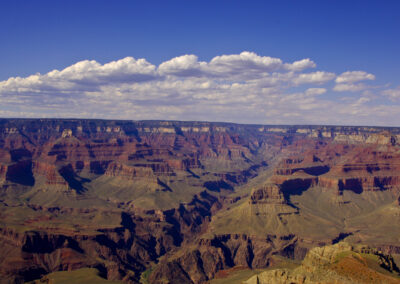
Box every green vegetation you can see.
[140,267,154,284]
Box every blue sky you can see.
[1,0,400,126]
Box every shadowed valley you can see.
[0,119,399,283]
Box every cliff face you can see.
[0,191,219,283]
[271,139,400,195]
[105,163,157,180]
[0,119,400,283]
[245,242,400,284]
[250,184,286,205]
[148,234,302,284]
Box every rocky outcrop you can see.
[105,162,157,181]
[0,190,221,283]
[1,119,400,283]
[250,184,286,205]
[271,143,400,195]
[245,242,400,284]
[149,234,302,284]
[165,157,201,171]
[132,162,174,176]
[248,181,300,216]
[318,175,400,194]
[32,161,68,187]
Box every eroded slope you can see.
[0,119,399,283]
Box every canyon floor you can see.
[0,119,399,283]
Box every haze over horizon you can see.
[1,0,400,126]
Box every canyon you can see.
[0,119,399,283]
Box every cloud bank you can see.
[0,51,399,126]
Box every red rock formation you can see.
[1,119,400,283]
[104,162,156,180]
[32,161,68,187]
[318,175,400,194]
[272,138,400,195]
[250,184,286,204]
[132,162,174,176]
[149,234,303,284]
[165,157,201,170]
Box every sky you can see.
[1,0,400,126]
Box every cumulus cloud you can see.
[0,57,158,94]
[0,51,398,126]
[159,52,316,79]
[63,57,157,84]
[158,55,205,77]
[284,58,316,72]
[305,88,326,96]
[333,71,376,93]
[333,83,369,92]
[292,71,336,85]
[336,71,375,84]
[208,51,283,75]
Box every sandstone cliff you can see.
[245,242,400,284]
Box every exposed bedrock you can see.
[32,162,66,186]
[250,184,286,205]
[0,191,220,283]
[1,120,400,283]
[275,165,330,176]
[149,234,313,284]
[318,175,400,194]
[105,162,157,180]
[244,242,400,284]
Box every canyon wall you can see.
[0,119,400,283]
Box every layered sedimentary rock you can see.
[248,182,300,217]
[271,139,400,195]
[250,184,286,205]
[105,162,156,180]
[1,119,400,283]
[245,242,400,284]
[32,162,68,187]
[149,234,302,284]
[0,191,220,283]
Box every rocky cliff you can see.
[245,242,400,284]
[0,119,400,283]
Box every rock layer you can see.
[0,119,400,283]
[245,242,400,284]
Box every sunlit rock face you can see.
[245,242,400,284]
[0,119,400,283]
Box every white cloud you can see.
[284,58,316,72]
[159,51,288,79]
[158,55,205,77]
[382,87,400,101]
[208,51,283,74]
[336,71,375,84]
[0,57,158,94]
[53,57,158,85]
[0,51,398,126]
[292,71,336,85]
[305,87,326,96]
[333,83,369,92]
